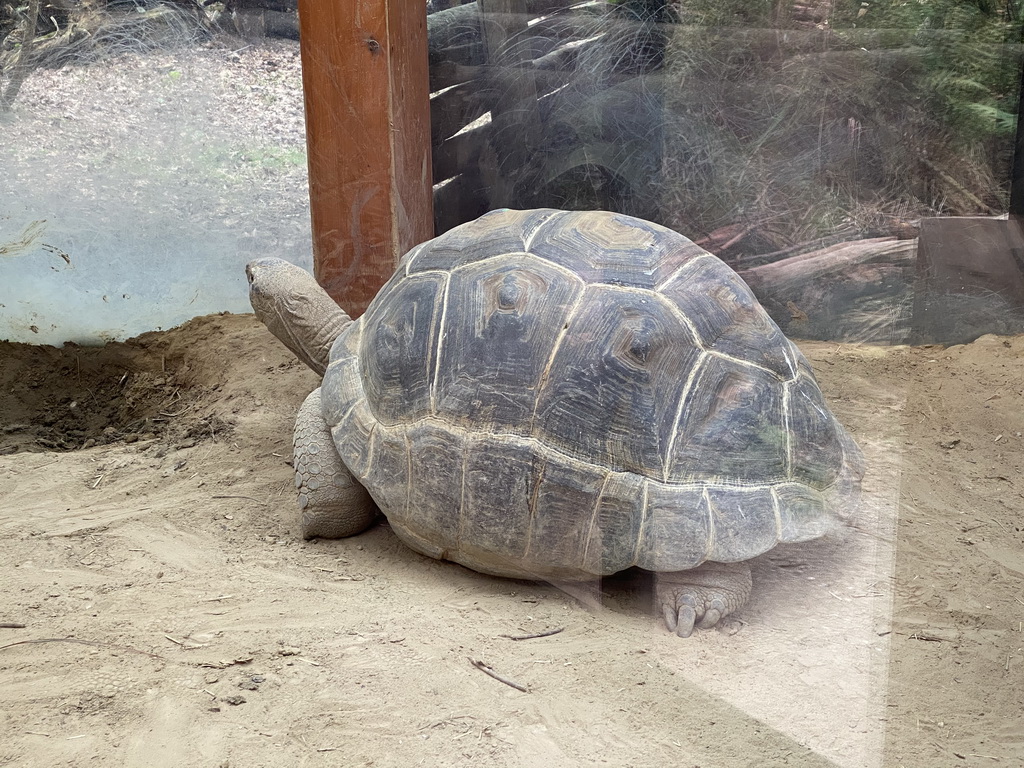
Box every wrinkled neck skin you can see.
[247,258,352,377]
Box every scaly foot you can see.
[655,562,753,638]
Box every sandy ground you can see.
[1,313,1022,767]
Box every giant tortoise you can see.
[247,208,864,637]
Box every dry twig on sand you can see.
[468,658,529,693]
[499,627,564,641]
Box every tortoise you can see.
[247,208,864,637]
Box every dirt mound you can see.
[0,313,312,454]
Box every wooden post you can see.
[296,0,434,316]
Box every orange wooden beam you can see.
[296,0,434,316]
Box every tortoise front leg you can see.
[293,388,378,539]
[655,561,753,638]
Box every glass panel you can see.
[425,3,1024,765]
[1,14,309,344]
[1,4,1021,768]
[428,0,1024,345]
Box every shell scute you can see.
[361,426,409,532]
[636,482,710,571]
[667,355,788,484]
[775,484,832,543]
[533,285,702,475]
[455,436,539,574]
[359,271,446,426]
[528,210,706,288]
[331,399,374,479]
[405,208,563,274]
[322,322,363,427]
[787,373,846,488]
[704,487,779,562]
[583,472,646,574]
[660,257,797,379]
[432,254,584,434]
[521,460,606,572]
[388,423,462,556]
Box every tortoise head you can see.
[246,257,353,377]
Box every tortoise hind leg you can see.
[293,388,378,539]
[655,562,753,638]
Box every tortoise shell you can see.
[320,209,863,581]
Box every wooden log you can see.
[429,60,480,92]
[741,237,912,285]
[427,1,573,69]
[229,8,300,39]
[427,2,487,67]
[224,0,296,13]
[297,0,434,316]
[739,237,918,344]
[430,60,573,96]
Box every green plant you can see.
[832,0,1022,145]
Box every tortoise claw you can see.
[663,603,678,633]
[663,601,698,637]
[663,593,704,637]
[676,605,698,638]
[696,597,727,630]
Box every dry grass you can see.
[1,0,214,106]
[471,3,1015,256]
